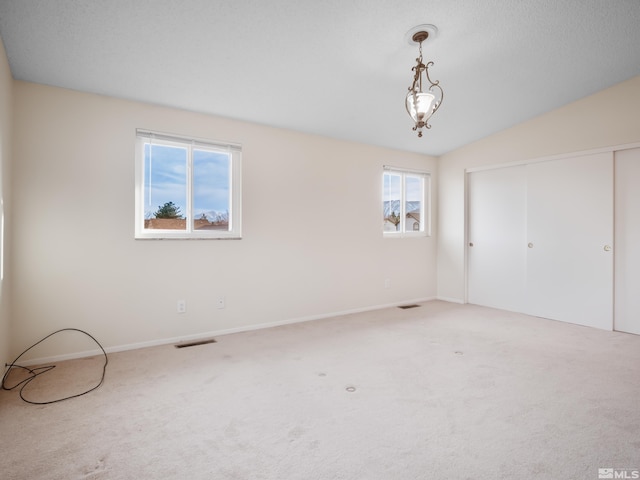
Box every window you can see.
[135,130,241,239]
[382,166,430,236]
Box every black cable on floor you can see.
[1,328,108,405]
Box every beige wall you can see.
[437,75,640,303]
[11,62,638,362]
[11,82,438,360]
[0,37,12,366]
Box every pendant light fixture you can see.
[405,24,443,137]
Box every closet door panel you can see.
[467,166,527,312]
[614,148,640,335]
[526,153,613,330]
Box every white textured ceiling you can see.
[1,0,639,156]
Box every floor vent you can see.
[398,304,420,310]
[175,338,217,349]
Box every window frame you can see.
[135,129,242,240]
[382,166,431,238]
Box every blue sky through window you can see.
[144,143,230,220]
[383,173,423,203]
[383,172,402,204]
[193,149,230,219]
[405,175,422,203]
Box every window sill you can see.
[135,232,242,240]
[383,232,430,239]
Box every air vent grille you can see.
[175,338,217,348]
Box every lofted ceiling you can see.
[0,0,639,156]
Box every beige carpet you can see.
[1,301,639,479]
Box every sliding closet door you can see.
[467,166,527,312]
[614,148,640,335]
[526,153,614,330]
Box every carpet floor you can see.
[1,301,639,479]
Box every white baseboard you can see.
[16,297,437,366]
[437,296,465,304]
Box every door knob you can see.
[528,243,534,248]
[469,242,474,247]
[604,245,612,252]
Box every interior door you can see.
[467,166,527,312]
[526,153,614,330]
[614,148,640,335]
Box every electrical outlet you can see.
[216,297,225,309]
[177,300,186,314]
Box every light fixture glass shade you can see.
[405,90,436,124]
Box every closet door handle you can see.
[528,243,534,248]
[604,245,612,252]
